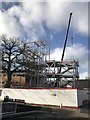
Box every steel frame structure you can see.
[25,40,50,87]
[18,40,79,88]
[45,60,79,88]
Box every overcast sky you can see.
[0,0,89,79]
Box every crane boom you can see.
[59,13,72,74]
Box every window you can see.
[3,74,6,77]
[2,81,5,84]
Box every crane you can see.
[58,13,73,87]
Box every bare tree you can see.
[1,35,24,88]
[1,35,43,87]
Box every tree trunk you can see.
[25,74,30,86]
[5,72,12,88]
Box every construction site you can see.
[0,13,89,119]
[15,39,79,88]
[0,13,80,89]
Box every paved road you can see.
[1,102,90,119]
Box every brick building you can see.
[0,73,25,88]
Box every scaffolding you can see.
[31,40,49,87]
[23,40,50,87]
